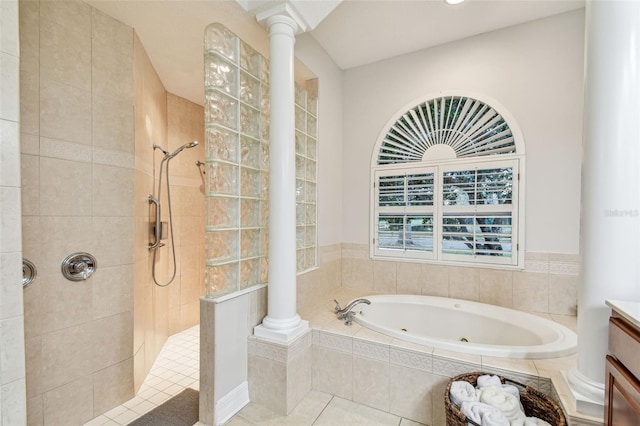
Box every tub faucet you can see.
[334,298,371,325]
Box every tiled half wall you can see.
[249,328,557,426]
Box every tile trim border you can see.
[248,328,313,364]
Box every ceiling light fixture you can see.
[445,0,465,5]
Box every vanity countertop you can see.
[606,299,640,330]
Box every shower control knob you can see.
[22,259,37,288]
[72,261,89,279]
[61,252,97,281]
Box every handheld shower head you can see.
[166,140,199,160]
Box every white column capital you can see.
[256,3,308,34]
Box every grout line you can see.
[310,395,334,425]
[84,326,201,425]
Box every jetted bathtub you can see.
[351,295,577,359]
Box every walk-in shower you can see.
[149,140,199,287]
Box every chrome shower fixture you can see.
[195,160,206,175]
[148,139,200,287]
[166,140,198,160]
[152,141,198,160]
[153,144,169,156]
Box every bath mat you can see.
[128,388,199,426]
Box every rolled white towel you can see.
[500,384,521,400]
[477,374,503,389]
[510,417,552,426]
[477,375,521,401]
[460,401,509,426]
[450,380,480,407]
[501,384,525,414]
[478,386,525,422]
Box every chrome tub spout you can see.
[334,298,371,326]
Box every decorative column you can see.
[254,4,309,343]
[569,0,640,417]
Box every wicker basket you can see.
[444,372,567,426]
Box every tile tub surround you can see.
[341,243,579,316]
[249,287,600,426]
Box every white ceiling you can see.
[87,0,585,106]
[313,0,584,70]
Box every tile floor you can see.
[83,325,201,426]
[226,391,426,426]
[82,323,426,426]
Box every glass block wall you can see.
[295,83,318,272]
[204,24,318,298]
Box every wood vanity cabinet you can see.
[605,312,640,426]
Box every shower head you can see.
[166,140,199,160]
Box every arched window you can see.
[370,93,525,267]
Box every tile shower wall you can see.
[1,0,27,424]
[341,243,579,316]
[166,94,206,335]
[19,2,135,423]
[133,36,205,391]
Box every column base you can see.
[248,329,313,415]
[562,369,605,418]
[254,319,309,344]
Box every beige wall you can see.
[341,10,584,255]
[133,36,205,391]
[20,1,135,424]
[295,34,344,248]
[1,0,27,424]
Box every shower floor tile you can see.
[83,324,201,426]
